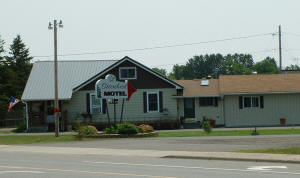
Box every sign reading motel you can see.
[95,74,128,99]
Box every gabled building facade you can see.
[22,56,183,132]
[22,56,300,132]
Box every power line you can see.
[33,32,274,58]
[150,48,277,68]
[283,32,300,37]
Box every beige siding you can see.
[195,98,224,125]
[224,94,300,127]
[177,98,184,118]
[64,88,178,123]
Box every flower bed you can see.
[82,131,158,138]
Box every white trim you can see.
[119,67,137,80]
[147,91,160,113]
[223,91,300,95]
[73,57,183,92]
[243,96,259,108]
[90,93,102,114]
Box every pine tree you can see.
[6,35,33,97]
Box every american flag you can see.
[7,97,19,112]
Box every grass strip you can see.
[0,135,96,145]
[158,128,300,137]
[236,147,300,155]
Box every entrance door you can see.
[184,98,195,118]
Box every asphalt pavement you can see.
[0,151,300,178]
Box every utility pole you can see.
[278,25,282,71]
[48,20,63,137]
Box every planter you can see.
[208,119,216,128]
[280,118,286,126]
[77,131,158,138]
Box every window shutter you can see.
[239,96,243,109]
[143,92,147,113]
[102,99,107,114]
[260,96,264,108]
[86,93,90,113]
[159,91,163,112]
[214,97,218,107]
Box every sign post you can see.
[95,74,136,126]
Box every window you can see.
[199,97,218,107]
[90,94,102,114]
[199,98,214,106]
[147,92,159,112]
[243,96,259,108]
[119,67,137,80]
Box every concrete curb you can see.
[162,155,300,164]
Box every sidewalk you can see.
[0,145,299,164]
[159,126,300,132]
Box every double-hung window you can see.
[243,96,259,108]
[147,92,159,112]
[90,93,102,114]
[119,67,137,80]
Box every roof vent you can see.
[200,80,209,86]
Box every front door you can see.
[184,98,195,118]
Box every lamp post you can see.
[48,20,63,137]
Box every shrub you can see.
[103,126,118,134]
[78,125,98,135]
[13,123,26,133]
[116,123,138,135]
[202,118,212,134]
[137,124,154,133]
[73,119,82,131]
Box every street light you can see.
[48,20,63,137]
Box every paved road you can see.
[0,151,300,178]
[31,134,300,152]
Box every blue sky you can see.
[1,0,300,71]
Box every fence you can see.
[0,109,24,127]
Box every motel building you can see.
[22,56,300,132]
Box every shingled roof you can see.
[219,73,300,94]
[175,73,300,97]
[175,79,219,97]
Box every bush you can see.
[137,124,154,133]
[73,119,82,131]
[202,118,212,134]
[78,125,98,135]
[103,126,118,134]
[116,123,138,135]
[13,123,27,133]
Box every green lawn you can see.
[0,135,96,145]
[236,147,300,155]
[158,128,300,137]
[1,128,300,145]
[0,130,13,134]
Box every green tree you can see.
[0,36,5,65]
[152,67,167,77]
[5,35,33,97]
[254,57,279,74]
[222,54,254,75]
[168,64,186,80]
[285,64,300,70]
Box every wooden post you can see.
[120,99,125,123]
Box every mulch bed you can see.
[78,131,158,138]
